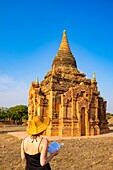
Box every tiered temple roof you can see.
[40,30,91,94]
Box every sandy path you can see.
[8,131,113,141]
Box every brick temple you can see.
[28,30,109,136]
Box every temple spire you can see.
[36,76,39,87]
[91,72,96,83]
[59,30,71,52]
[52,30,77,69]
[91,72,98,91]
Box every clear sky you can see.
[0,0,113,113]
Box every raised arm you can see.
[40,138,58,166]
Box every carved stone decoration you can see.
[28,30,109,136]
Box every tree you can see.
[0,107,8,121]
[7,105,28,124]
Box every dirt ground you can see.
[0,125,113,170]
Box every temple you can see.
[28,30,109,136]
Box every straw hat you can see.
[27,116,50,135]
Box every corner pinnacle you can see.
[92,72,96,83]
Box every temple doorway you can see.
[81,107,85,136]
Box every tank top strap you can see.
[38,137,43,153]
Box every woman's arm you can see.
[40,138,58,166]
[21,140,25,160]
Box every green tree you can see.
[0,107,8,121]
[7,105,28,124]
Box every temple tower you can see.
[28,31,109,136]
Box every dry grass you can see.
[0,125,113,170]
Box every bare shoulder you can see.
[23,136,30,142]
[42,137,49,145]
[24,136,30,139]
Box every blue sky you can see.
[0,0,113,113]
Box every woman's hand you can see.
[51,150,59,157]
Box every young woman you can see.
[21,116,58,170]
